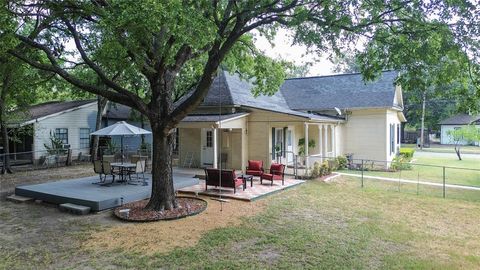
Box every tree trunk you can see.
[420,91,426,150]
[0,120,12,174]
[454,145,462,160]
[145,120,177,211]
[91,96,107,160]
[0,75,12,174]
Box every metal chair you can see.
[127,160,147,186]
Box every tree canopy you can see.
[2,0,480,210]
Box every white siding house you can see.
[440,114,480,146]
[13,100,97,159]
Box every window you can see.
[206,130,213,147]
[54,128,68,144]
[390,124,395,155]
[79,128,91,148]
[396,124,400,144]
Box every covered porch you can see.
[177,113,249,171]
[268,121,341,176]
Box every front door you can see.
[201,128,214,166]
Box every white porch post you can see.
[332,125,336,157]
[213,128,218,169]
[323,125,328,157]
[318,125,323,161]
[304,123,309,174]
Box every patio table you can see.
[111,162,136,183]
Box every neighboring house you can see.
[439,114,480,145]
[107,70,406,171]
[9,100,97,160]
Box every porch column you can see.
[213,128,218,169]
[318,124,323,159]
[241,128,247,173]
[332,125,336,157]
[323,125,328,157]
[304,123,309,173]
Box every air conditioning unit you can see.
[62,144,71,149]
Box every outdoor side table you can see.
[241,174,254,188]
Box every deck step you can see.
[59,203,91,215]
[7,195,34,203]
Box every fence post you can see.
[443,166,446,198]
[361,159,364,188]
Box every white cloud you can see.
[253,28,337,76]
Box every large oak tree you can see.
[3,0,479,210]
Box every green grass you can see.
[341,155,480,187]
[4,178,480,269]
[107,179,480,269]
[403,143,480,154]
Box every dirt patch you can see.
[114,197,207,221]
[84,196,266,255]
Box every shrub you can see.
[310,161,332,179]
[335,155,348,170]
[391,156,412,171]
[399,148,415,159]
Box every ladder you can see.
[183,152,195,168]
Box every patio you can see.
[14,167,202,211]
[179,177,305,201]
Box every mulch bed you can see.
[114,196,207,222]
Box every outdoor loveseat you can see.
[204,168,245,194]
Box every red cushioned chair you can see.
[246,160,264,178]
[204,168,245,194]
[260,163,286,186]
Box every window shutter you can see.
[283,127,288,157]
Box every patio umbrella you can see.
[91,121,151,163]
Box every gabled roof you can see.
[14,100,96,125]
[202,71,343,122]
[439,114,480,125]
[280,71,399,110]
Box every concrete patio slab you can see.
[178,178,305,201]
[15,173,199,211]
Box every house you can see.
[8,100,97,160]
[439,114,480,145]
[108,70,405,171]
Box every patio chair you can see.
[204,168,245,194]
[260,163,286,186]
[126,160,147,186]
[246,160,264,178]
[101,161,117,185]
[102,155,114,162]
[92,160,106,184]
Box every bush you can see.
[391,156,412,171]
[310,161,332,179]
[335,155,348,170]
[399,148,415,159]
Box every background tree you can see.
[4,0,480,211]
[448,125,480,160]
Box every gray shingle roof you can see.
[20,100,96,122]
[202,71,342,121]
[182,112,249,122]
[280,71,398,110]
[439,114,480,125]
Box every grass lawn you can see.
[2,177,480,269]
[341,154,480,187]
[403,143,480,154]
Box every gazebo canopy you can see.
[91,121,151,136]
